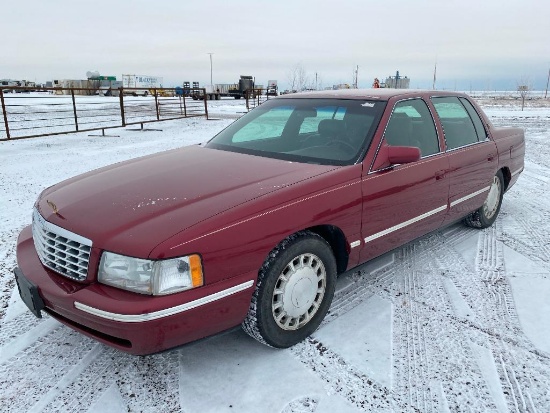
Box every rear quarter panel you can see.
[491,126,525,190]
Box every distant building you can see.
[332,83,351,90]
[385,71,410,89]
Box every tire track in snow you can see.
[434,213,550,412]
[281,396,319,413]
[475,221,550,412]
[388,266,498,412]
[27,344,104,413]
[41,348,181,413]
[0,328,97,412]
[502,214,550,265]
[290,337,394,412]
[0,316,60,365]
[500,167,550,266]
[291,243,429,411]
[310,229,502,412]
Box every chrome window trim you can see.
[368,96,442,174]
[74,280,254,323]
[444,139,488,153]
[458,96,489,141]
[430,95,483,151]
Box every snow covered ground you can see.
[1,97,549,412]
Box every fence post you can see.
[0,89,10,139]
[119,88,126,127]
[183,95,187,117]
[154,89,160,120]
[71,89,79,131]
[203,88,209,119]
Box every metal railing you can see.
[245,89,271,111]
[0,87,208,141]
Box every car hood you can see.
[37,145,337,257]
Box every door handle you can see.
[435,170,446,180]
[487,153,496,162]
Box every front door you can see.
[360,98,449,262]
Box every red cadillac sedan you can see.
[15,89,524,354]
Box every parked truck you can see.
[266,80,278,96]
[122,74,163,96]
[184,81,225,100]
[228,76,255,99]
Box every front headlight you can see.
[98,251,204,295]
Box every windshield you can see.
[206,98,386,165]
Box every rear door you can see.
[359,97,449,262]
[430,96,498,224]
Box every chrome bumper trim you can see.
[74,280,254,323]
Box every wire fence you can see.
[0,87,208,141]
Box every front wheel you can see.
[242,231,337,348]
[464,170,504,228]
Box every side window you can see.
[459,97,487,141]
[431,97,479,150]
[233,106,293,142]
[384,99,440,157]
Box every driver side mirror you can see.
[371,144,421,171]
[387,146,421,165]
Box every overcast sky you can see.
[3,0,549,91]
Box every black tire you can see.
[242,231,337,348]
[464,170,504,229]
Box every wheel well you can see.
[307,225,349,274]
[500,167,511,191]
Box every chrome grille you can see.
[32,208,92,281]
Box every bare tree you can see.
[316,73,324,91]
[517,77,531,111]
[286,63,310,92]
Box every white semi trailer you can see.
[122,74,163,96]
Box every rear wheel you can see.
[464,170,504,228]
[242,231,337,348]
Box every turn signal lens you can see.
[189,254,204,288]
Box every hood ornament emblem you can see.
[47,199,59,214]
[46,199,65,219]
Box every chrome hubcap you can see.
[483,176,502,219]
[272,253,326,330]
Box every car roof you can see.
[276,89,469,101]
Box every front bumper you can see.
[15,225,255,355]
